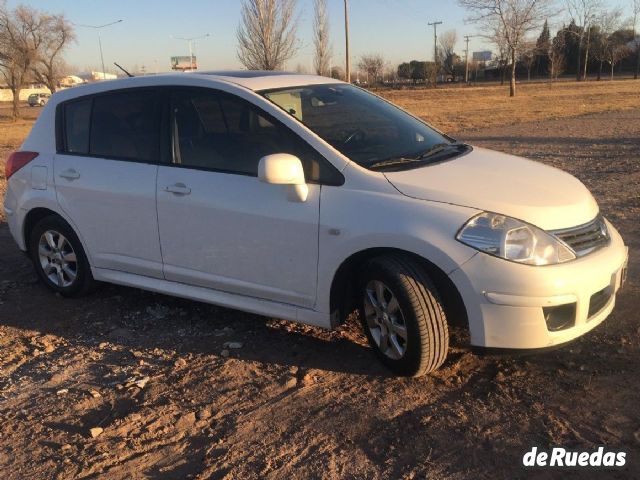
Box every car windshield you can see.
[262,84,463,171]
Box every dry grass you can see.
[380,79,640,132]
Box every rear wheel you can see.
[29,215,95,296]
[360,255,449,376]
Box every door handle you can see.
[164,183,191,195]
[58,169,80,180]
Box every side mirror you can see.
[258,153,308,202]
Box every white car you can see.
[3,72,628,376]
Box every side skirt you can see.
[92,268,332,329]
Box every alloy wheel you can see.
[38,230,78,288]
[363,280,408,360]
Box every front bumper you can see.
[449,219,628,349]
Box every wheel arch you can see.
[329,247,469,331]
[22,207,88,261]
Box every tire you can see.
[28,215,95,297]
[359,255,449,377]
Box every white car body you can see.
[3,72,628,350]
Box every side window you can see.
[90,91,160,162]
[64,99,91,154]
[172,89,343,184]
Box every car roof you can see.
[184,70,339,90]
[48,71,342,105]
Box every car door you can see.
[156,88,339,308]
[54,89,165,279]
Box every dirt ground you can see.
[0,96,639,479]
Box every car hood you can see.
[383,146,599,231]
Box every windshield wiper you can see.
[368,156,425,170]
[368,142,468,171]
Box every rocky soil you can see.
[0,109,638,479]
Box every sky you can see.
[5,0,631,74]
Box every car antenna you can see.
[113,62,134,78]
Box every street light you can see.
[74,20,123,80]
[170,34,211,71]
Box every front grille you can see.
[551,216,610,257]
[588,288,612,319]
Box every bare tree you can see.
[313,0,331,76]
[458,0,555,96]
[438,30,458,58]
[549,33,566,81]
[384,65,398,86]
[519,41,538,80]
[603,25,631,79]
[237,0,299,70]
[32,13,74,93]
[330,65,345,80]
[0,4,46,119]
[565,0,603,80]
[357,54,384,85]
[490,23,510,85]
[592,9,623,80]
[437,30,460,80]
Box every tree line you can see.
[238,0,640,97]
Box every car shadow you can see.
[0,222,393,377]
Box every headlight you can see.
[457,212,576,266]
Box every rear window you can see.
[64,99,91,154]
[61,90,160,162]
[90,91,160,162]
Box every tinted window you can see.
[64,99,91,154]
[90,91,160,162]
[172,89,341,184]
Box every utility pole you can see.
[428,21,442,86]
[344,0,351,83]
[464,35,473,83]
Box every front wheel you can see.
[360,255,449,377]
[29,215,95,297]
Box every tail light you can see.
[4,151,39,179]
